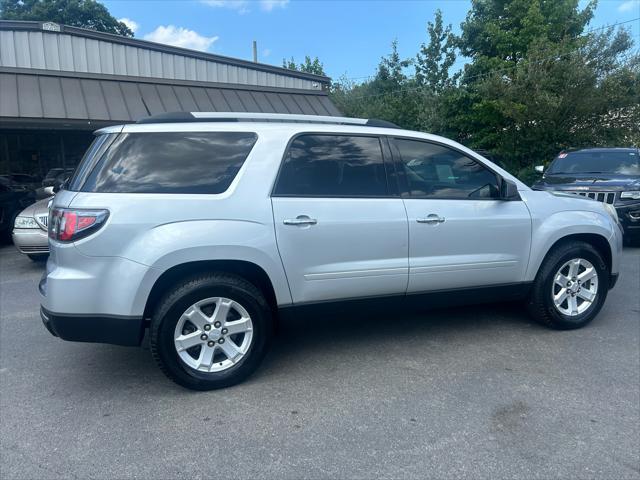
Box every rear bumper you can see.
[12,228,49,255]
[40,306,144,346]
[40,245,154,317]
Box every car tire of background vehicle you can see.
[150,273,273,390]
[28,254,48,262]
[527,240,609,330]
[623,234,640,248]
[1,211,20,243]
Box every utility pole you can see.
[252,40,257,63]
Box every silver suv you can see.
[40,113,623,390]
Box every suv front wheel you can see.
[527,241,609,330]
[150,273,273,390]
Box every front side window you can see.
[81,132,257,194]
[273,134,389,197]
[394,138,500,199]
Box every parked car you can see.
[12,197,51,260]
[40,112,622,390]
[533,148,640,244]
[0,180,35,240]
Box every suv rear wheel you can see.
[527,241,609,329]
[150,273,272,390]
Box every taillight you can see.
[49,208,109,242]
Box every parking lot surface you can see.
[1,244,639,479]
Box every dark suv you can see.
[533,148,640,243]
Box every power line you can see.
[347,49,639,100]
[339,16,640,84]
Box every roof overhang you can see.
[0,68,341,130]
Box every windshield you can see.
[547,151,639,175]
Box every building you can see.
[0,20,340,178]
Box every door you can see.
[271,133,408,304]
[390,137,532,293]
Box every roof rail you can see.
[136,112,399,128]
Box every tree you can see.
[476,28,639,174]
[445,0,637,180]
[458,0,595,82]
[282,56,326,76]
[331,40,422,130]
[331,1,638,185]
[415,9,458,92]
[0,0,134,37]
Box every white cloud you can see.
[144,25,219,52]
[262,48,272,58]
[618,0,639,12]
[201,0,250,14]
[118,17,139,33]
[201,0,289,13]
[260,0,289,11]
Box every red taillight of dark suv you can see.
[48,208,109,242]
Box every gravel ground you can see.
[1,244,639,480]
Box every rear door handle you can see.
[416,214,445,224]
[283,215,317,226]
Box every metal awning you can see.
[0,70,341,129]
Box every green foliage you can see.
[415,9,458,92]
[329,0,638,183]
[0,0,133,37]
[458,0,595,84]
[331,40,424,131]
[282,56,326,76]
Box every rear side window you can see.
[273,134,388,197]
[81,132,257,194]
[68,133,117,191]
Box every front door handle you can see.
[416,214,445,224]
[283,215,318,226]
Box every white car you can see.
[40,113,622,390]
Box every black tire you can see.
[623,234,640,248]
[527,240,609,330]
[28,254,48,262]
[150,272,273,390]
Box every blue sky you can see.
[103,0,640,81]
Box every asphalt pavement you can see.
[1,244,639,479]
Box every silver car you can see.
[13,197,51,260]
[40,112,623,390]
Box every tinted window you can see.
[547,151,639,175]
[274,135,388,197]
[68,133,117,191]
[81,132,257,194]
[395,139,499,199]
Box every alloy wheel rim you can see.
[551,258,599,316]
[173,297,253,373]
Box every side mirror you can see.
[534,165,544,173]
[43,186,55,196]
[500,178,520,201]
